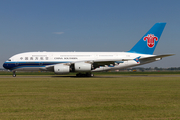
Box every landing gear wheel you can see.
[13,71,16,77]
[76,73,94,77]
[13,74,16,77]
[86,73,93,77]
[90,73,94,77]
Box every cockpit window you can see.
[8,59,11,61]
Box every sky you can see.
[0,0,180,68]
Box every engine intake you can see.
[54,64,70,74]
[75,62,92,72]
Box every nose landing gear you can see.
[13,71,16,77]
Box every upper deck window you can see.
[8,59,11,61]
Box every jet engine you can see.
[54,64,70,74]
[74,62,92,72]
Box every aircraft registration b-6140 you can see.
[3,23,174,77]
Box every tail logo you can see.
[133,56,141,63]
[143,34,158,48]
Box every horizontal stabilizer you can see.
[140,54,175,60]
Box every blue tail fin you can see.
[128,23,166,54]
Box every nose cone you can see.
[3,62,8,69]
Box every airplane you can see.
[3,23,174,77]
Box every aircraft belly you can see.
[14,67,43,71]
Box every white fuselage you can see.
[3,52,154,72]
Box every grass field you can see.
[0,75,180,119]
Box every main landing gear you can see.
[76,73,94,77]
[13,71,16,77]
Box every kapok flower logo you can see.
[143,34,158,48]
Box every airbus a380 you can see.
[3,23,174,77]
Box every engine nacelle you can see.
[54,64,70,74]
[75,62,92,72]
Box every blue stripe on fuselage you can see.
[3,61,70,70]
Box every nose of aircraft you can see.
[3,62,8,69]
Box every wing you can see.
[41,58,126,71]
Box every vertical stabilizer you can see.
[128,23,166,54]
